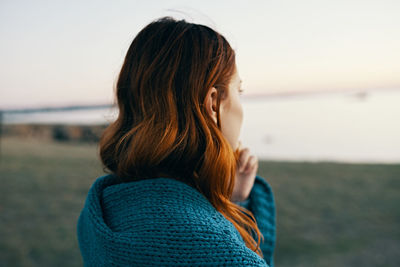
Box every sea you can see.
[2,89,400,164]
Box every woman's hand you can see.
[231,142,258,202]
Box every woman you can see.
[77,16,276,266]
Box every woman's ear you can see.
[205,86,218,125]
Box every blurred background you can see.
[1,0,399,266]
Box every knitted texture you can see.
[77,174,276,266]
[245,175,276,267]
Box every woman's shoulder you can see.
[100,175,226,231]
[81,173,241,234]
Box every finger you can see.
[244,155,257,173]
[238,148,250,172]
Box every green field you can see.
[1,136,399,267]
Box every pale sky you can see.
[1,0,399,109]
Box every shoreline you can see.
[1,126,398,166]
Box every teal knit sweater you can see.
[77,174,276,266]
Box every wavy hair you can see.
[99,16,264,257]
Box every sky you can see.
[0,0,399,109]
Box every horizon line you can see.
[1,86,399,113]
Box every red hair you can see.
[99,16,264,257]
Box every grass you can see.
[0,136,399,267]
[259,161,400,266]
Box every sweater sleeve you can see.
[234,175,276,267]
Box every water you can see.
[3,89,400,163]
[240,89,400,163]
[3,107,118,125]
